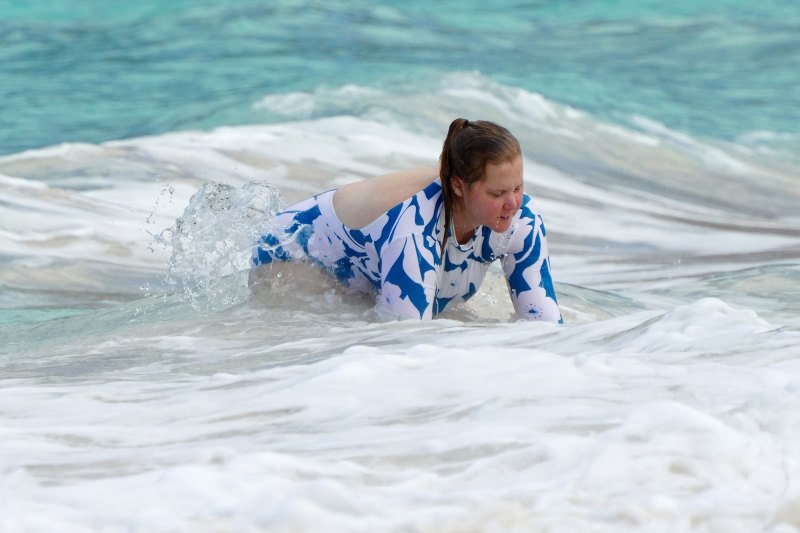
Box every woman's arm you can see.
[332,166,438,229]
[501,198,562,323]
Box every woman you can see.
[251,118,562,322]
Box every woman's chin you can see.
[492,217,512,232]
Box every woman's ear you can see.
[451,176,465,198]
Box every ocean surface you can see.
[2,1,799,531]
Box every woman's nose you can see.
[504,193,519,210]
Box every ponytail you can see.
[439,118,471,255]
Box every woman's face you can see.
[453,155,524,234]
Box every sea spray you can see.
[159,180,285,310]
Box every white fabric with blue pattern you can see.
[252,179,561,322]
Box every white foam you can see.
[2,305,799,531]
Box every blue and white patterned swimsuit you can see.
[252,178,561,322]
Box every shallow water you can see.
[2,2,800,531]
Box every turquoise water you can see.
[2,0,798,155]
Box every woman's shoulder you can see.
[518,192,542,221]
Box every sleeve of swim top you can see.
[501,198,562,323]
[375,234,439,320]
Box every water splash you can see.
[160,180,285,310]
[146,183,175,226]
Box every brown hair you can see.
[438,118,522,254]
